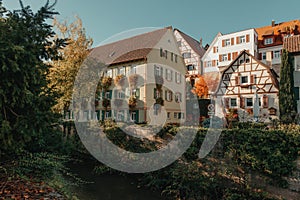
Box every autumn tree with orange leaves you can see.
[192,76,208,99]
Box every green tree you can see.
[48,16,93,113]
[0,0,67,157]
[279,49,297,123]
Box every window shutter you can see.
[212,60,216,66]
[160,48,163,57]
[154,88,157,98]
[231,38,234,45]
[204,61,207,67]
[213,47,216,53]
[165,90,168,100]
[222,40,225,47]
[219,55,222,62]
[246,34,250,43]
[235,76,240,86]
[263,95,269,108]
[171,71,173,81]
[236,37,240,44]
[224,98,230,109]
[250,75,255,84]
[240,97,245,109]
[160,67,163,77]
[228,53,231,61]
[271,51,274,59]
[109,90,112,99]
[259,53,262,60]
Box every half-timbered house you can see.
[214,50,279,122]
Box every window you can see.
[165,90,173,101]
[174,112,177,119]
[230,98,237,107]
[164,50,168,59]
[153,104,160,115]
[264,38,273,45]
[105,91,111,99]
[105,111,110,119]
[175,55,178,63]
[177,40,181,47]
[187,65,195,71]
[107,69,112,77]
[224,39,231,46]
[239,35,246,43]
[262,52,266,60]
[154,88,162,98]
[175,93,182,103]
[246,98,253,107]
[241,76,248,84]
[131,89,140,98]
[154,65,163,76]
[221,54,228,62]
[119,67,125,75]
[207,61,212,67]
[175,72,181,83]
[167,112,171,119]
[294,87,300,101]
[182,52,191,58]
[274,50,281,59]
[117,110,124,121]
[171,53,174,61]
[130,111,136,122]
[130,65,136,74]
[166,69,173,81]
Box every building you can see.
[256,19,300,75]
[85,27,187,124]
[214,50,279,122]
[283,35,300,114]
[173,29,206,86]
[201,29,258,73]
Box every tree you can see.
[48,16,93,113]
[192,75,209,99]
[279,49,297,123]
[0,0,67,157]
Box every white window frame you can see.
[105,111,110,119]
[264,38,273,45]
[166,69,172,81]
[175,92,182,103]
[175,72,181,83]
[241,76,249,84]
[154,65,163,76]
[130,65,137,74]
[119,67,125,75]
[224,39,231,46]
[246,98,253,108]
[107,69,112,77]
[221,54,228,62]
[105,91,111,99]
[239,35,246,43]
[207,61,212,67]
[274,50,281,59]
[117,110,124,121]
[165,90,172,101]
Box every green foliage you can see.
[279,49,297,124]
[0,0,67,158]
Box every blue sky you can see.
[3,0,300,47]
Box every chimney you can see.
[272,20,275,27]
[199,38,203,46]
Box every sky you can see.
[3,0,300,47]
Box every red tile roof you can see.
[174,29,206,57]
[89,27,170,65]
[255,19,300,48]
[202,71,220,93]
[283,35,300,53]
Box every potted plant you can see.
[155,97,164,106]
[101,76,113,91]
[128,95,137,109]
[114,74,125,87]
[102,98,110,108]
[128,74,139,88]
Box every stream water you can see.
[69,162,164,200]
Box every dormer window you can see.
[264,38,273,45]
